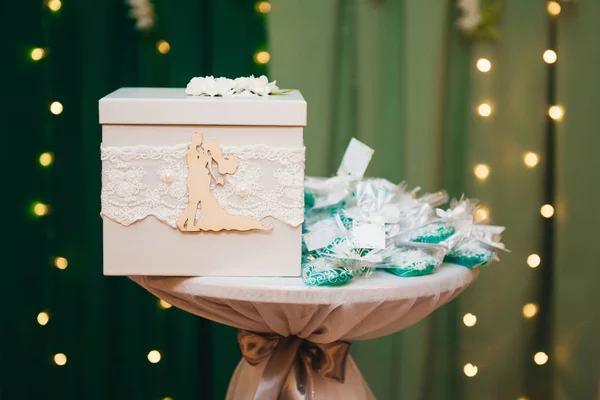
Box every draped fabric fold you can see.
[131,266,477,399]
[237,330,350,400]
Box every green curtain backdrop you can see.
[5,1,265,399]
[555,1,600,398]
[269,0,600,399]
[5,0,600,399]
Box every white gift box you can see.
[99,87,307,276]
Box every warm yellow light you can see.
[463,313,477,327]
[31,48,45,61]
[547,1,561,16]
[37,312,50,326]
[50,101,63,115]
[473,164,490,180]
[527,254,541,268]
[524,152,539,168]
[163,398,173,400]
[517,397,529,400]
[53,353,67,366]
[158,299,172,309]
[39,152,54,167]
[54,256,68,270]
[540,204,555,218]
[47,0,62,12]
[148,350,161,364]
[534,351,549,365]
[463,363,478,377]
[255,1,271,14]
[33,202,49,216]
[475,207,489,222]
[548,105,564,120]
[254,51,271,65]
[522,303,538,319]
[477,103,492,117]
[476,58,492,72]
[543,49,558,64]
[157,40,171,54]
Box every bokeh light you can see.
[543,49,557,64]
[255,1,271,14]
[534,352,549,365]
[148,350,162,364]
[463,363,478,377]
[548,105,564,121]
[547,1,561,16]
[53,353,67,366]
[39,152,54,167]
[463,313,477,327]
[30,48,45,61]
[527,254,541,268]
[254,51,271,65]
[476,58,492,72]
[541,204,555,218]
[37,312,50,326]
[474,164,490,180]
[157,40,171,54]
[158,299,172,309]
[477,103,492,117]
[523,303,539,319]
[50,101,63,115]
[524,152,539,168]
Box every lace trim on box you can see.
[101,143,305,227]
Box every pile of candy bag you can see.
[301,139,507,287]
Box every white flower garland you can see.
[126,0,156,31]
[456,0,482,33]
[185,75,280,97]
[456,0,502,40]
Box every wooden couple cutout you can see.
[176,132,273,232]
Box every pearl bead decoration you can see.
[161,170,175,184]
[237,185,249,199]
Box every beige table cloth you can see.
[132,264,478,400]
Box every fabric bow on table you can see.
[237,330,351,400]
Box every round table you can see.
[132,264,478,400]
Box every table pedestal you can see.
[132,265,478,399]
[227,354,374,400]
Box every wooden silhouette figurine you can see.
[176,132,273,232]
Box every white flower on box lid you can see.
[186,75,279,97]
[185,76,210,96]
[243,75,279,96]
[206,77,235,96]
[233,76,252,92]
[185,76,235,97]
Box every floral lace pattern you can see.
[101,143,305,227]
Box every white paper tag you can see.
[351,222,386,249]
[337,138,374,179]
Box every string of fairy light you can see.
[30,1,272,397]
[460,2,564,388]
[29,0,68,369]
[522,2,562,398]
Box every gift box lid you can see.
[99,87,307,126]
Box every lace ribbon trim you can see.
[101,143,305,227]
